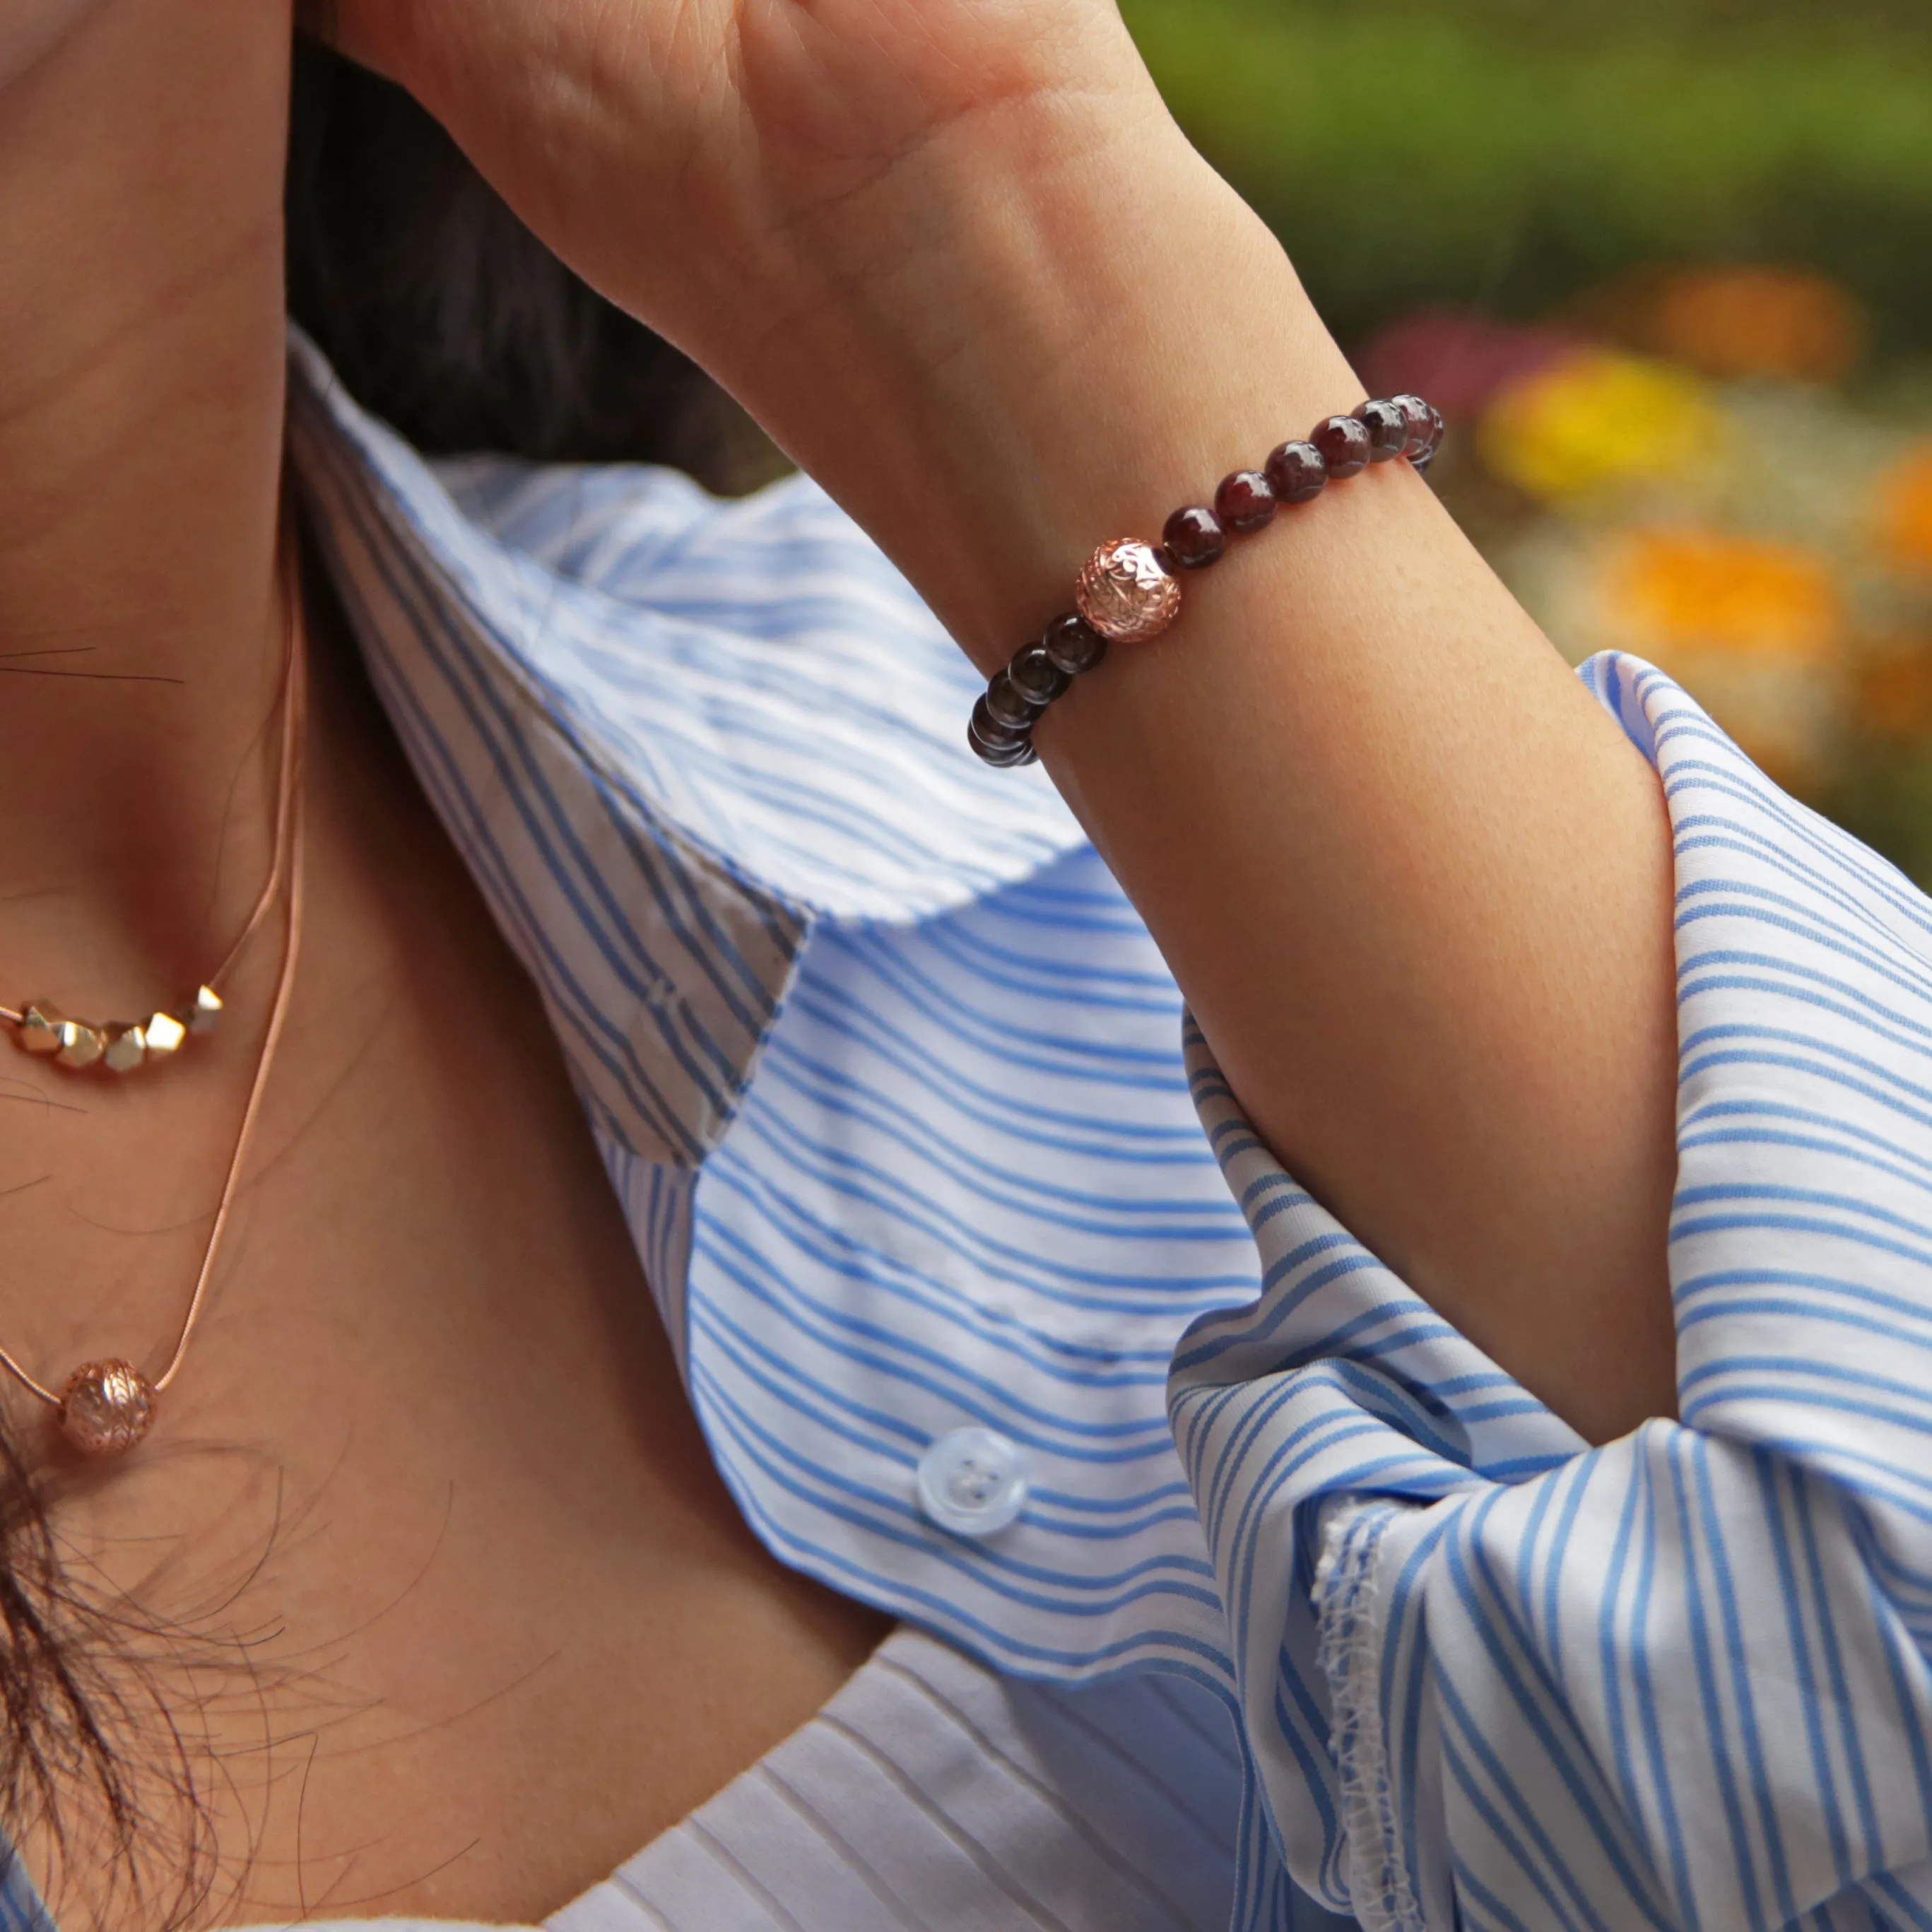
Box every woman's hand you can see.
[313,0,1320,673]
[315,0,1172,410]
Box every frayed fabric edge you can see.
[1314,1499,1426,1932]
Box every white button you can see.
[916,1427,1030,1537]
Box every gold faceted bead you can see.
[18,1003,63,1055]
[57,1359,155,1456]
[189,984,223,1035]
[54,1019,105,1070]
[1074,538,1182,645]
[103,1024,147,1073]
[143,1011,187,1059]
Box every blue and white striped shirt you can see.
[48,336,1918,1931]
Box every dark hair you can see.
[285,40,772,488]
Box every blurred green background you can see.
[1123,0,1932,355]
[1120,0,1932,878]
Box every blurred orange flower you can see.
[1478,351,1716,501]
[1637,266,1865,384]
[1878,444,1932,577]
[1603,528,1842,661]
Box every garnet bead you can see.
[1162,505,1225,570]
[1354,398,1409,462]
[1312,415,1373,479]
[1008,644,1071,708]
[1264,440,1327,504]
[1213,470,1276,534]
[1042,613,1108,678]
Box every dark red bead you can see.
[1312,415,1373,479]
[1353,399,1409,462]
[1393,394,1434,461]
[1213,469,1277,534]
[1042,613,1109,678]
[984,675,1034,733]
[1008,643,1071,707]
[1162,505,1226,570]
[1264,440,1327,504]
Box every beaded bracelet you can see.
[967,394,1443,767]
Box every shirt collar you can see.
[286,333,1086,1166]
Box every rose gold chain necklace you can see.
[0,559,308,1456]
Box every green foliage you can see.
[1123,0,1932,352]
[1825,740,1932,890]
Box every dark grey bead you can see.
[971,693,1027,746]
[1008,644,1071,708]
[984,674,1035,732]
[969,701,1033,767]
[1353,398,1410,462]
[1392,394,1434,461]
[1042,613,1109,678]
[1415,405,1445,474]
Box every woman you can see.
[2,0,1922,1926]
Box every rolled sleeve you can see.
[1169,654,1932,1931]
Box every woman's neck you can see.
[0,0,294,1008]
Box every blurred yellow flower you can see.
[1642,266,1865,384]
[1603,527,1842,661]
[1878,444,1932,577]
[1478,351,1718,501]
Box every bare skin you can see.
[0,0,1678,1923]
[0,4,884,1925]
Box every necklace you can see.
[0,562,309,1456]
[0,662,300,1071]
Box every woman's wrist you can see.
[341,2,1360,675]
[714,103,1363,673]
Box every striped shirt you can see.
[555,1625,1249,1932]
[11,335,1929,1928]
[197,1627,1261,1932]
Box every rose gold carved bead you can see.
[18,1004,62,1055]
[58,1359,155,1456]
[1074,538,1182,645]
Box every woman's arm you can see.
[319,0,1678,1443]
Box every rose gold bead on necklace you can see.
[1074,538,1182,645]
[58,1359,155,1456]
